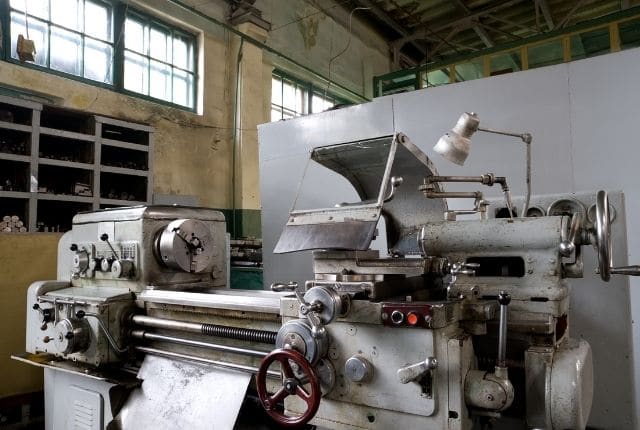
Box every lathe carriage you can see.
[14,130,636,429]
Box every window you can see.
[271,71,347,121]
[124,11,196,108]
[2,1,198,110]
[8,0,114,83]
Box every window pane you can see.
[455,59,483,82]
[571,28,610,60]
[150,27,169,62]
[124,50,149,94]
[51,0,81,31]
[172,69,194,107]
[295,86,306,114]
[311,94,333,114]
[125,18,146,54]
[173,35,192,70]
[528,39,563,69]
[425,69,449,87]
[84,39,112,83]
[282,81,296,111]
[271,108,282,122]
[10,13,49,67]
[10,0,49,20]
[150,60,171,100]
[271,77,282,106]
[85,1,111,41]
[490,51,521,76]
[50,26,82,75]
[619,18,640,50]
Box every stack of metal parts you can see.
[13,133,640,430]
[1,214,27,232]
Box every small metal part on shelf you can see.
[0,137,27,155]
[0,214,27,233]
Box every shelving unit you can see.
[0,95,154,233]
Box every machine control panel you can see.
[71,241,138,280]
[381,303,435,328]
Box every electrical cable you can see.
[324,6,369,98]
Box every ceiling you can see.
[340,0,640,68]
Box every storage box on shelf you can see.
[0,95,153,233]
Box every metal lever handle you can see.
[100,233,119,260]
[559,212,583,257]
[397,357,438,384]
[497,291,511,368]
[270,282,298,292]
[383,176,403,202]
[610,266,640,276]
[451,262,480,276]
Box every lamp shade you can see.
[433,112,480,166]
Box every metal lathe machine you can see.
[14,124,640,429]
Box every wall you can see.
[259,48,640,428]
[0,233,61,398]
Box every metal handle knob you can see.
[497,291,511,368]
[270,282,298,292]
[397,356,438,384]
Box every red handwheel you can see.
[256,348,321,428]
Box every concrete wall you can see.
[260,47,640,428]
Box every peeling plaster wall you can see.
[0,31,233,208]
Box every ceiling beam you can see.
[556,0,588,29]
[393,0,527,48]
[537,0,555,31]
[452,0,495,48]
[485,13,540,34]
[351,0,427,57]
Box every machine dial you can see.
[72,250,89,273]
[155,219,215,273]
[53,318,90,355]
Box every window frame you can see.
[0,0,198,112]
[271,69,350,122]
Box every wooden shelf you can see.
[0,153,30,163]
[100,198,146,206]
[40,127,96,142]
[0,121,32,133]
[101,165,149,177]
[0,95,153,232]
[37,193,94,203]
[101,138,149,152]
[39,157,94,171]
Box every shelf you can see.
[0,121,32,133]
[101,138,149,152]
[100,165,148,177]
[0,153,30,163]
[100,198,145,206]
[0,128,31,156]
[0,191,30,199]
[0,196,30,232]
[37,200,92,232]
[40,127,95,142]
[39,157,94,171]
[40,134,94,164]
[101,121,150,145]
[37,194,94,203]
[0,158,30,192]
[0,95,152,232]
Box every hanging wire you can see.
[324,6,369,98]
[270,0,353,32]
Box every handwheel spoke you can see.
[296,385,312,402]
[269,387,289,405]
[278,357,295,379]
